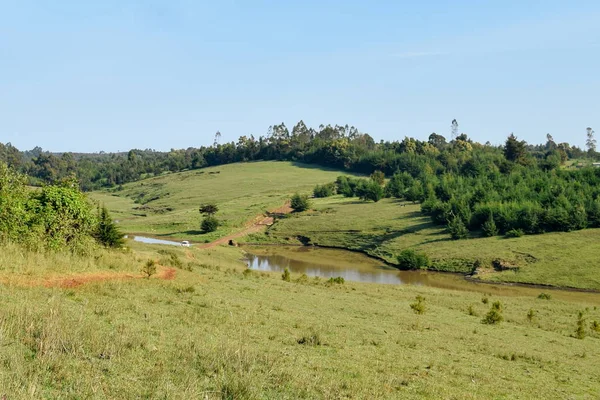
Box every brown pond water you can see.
[244,246,600,303]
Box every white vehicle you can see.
[181,240,191,247]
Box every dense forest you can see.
[2,121,599,239]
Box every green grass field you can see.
[263,196,600,290]
[3,162,600,398]
[2,242,600,399]
[89,161,349,242]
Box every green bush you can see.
[481,213,498,237]
[290,193,310,212]
[448,215,468,240]
[538,292,552,300]
[358,181,384,202]
[141,259,157,279]
[201,216,220,233]
[482,301,504,325]
[313,183,335,198]
[397,249,430,270]
[575,310,586,339]
[410,295,426,314]
[327,276,345,285]
[282,268,291,282]
[505,228,524,238]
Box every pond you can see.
[244,245,600,302]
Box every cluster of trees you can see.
[2,122,596,192]
[0,162,123,252]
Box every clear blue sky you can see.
[1,0,599,152]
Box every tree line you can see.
[1,122,597,191]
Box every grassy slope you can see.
[265,196,600,290]
[2,242,600,399]
[89,161,347,242]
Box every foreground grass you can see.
[89,161,348,243]
[1,243,600,399]
[264,196,600,290]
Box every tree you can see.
[370,170,385,186]
[95,205,124,247]
[291,193,310,212]
[359,181,384,202]
[586,127,596,153]
[199,203,219,216]
[428,133,447,149]
[141,259,157,279]
[504,133,527,164]
[481,213,498,237]
[448,214,468,240]
[451,119,459,141]
[201,216,220,232]
[213,131,221,147]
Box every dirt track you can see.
[198,202,293,249]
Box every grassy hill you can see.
[89,161,348,242]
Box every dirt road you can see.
[198,202,292,249]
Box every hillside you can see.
[89,161,349,242]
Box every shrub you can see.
[410,295,426,314]
[201,216,220,233]
[467,305,477,316]
[141,259,157,279]
[370,170,385,186]
[526,309,536,322]
[538,292,552,300]
[327,276,345,285]
[481,213,498,237]
[281,268,291,282]
[481,296,489,304]
[313,183,335,198]
[482,301,503,324]
[297,330,322,346]
[397,249,430,270]
[358,181,384,202]
[290,193,310,212]
[591,320,600,333]
[575,310,586,339]
[505,228,524,238]
[448,215,468,240]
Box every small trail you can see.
[0,266,177,289]
[198,202,293,249]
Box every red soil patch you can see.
[0,266,177,289]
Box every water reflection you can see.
[244,246,600,303]
[245,246,435,285]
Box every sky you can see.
[1,0,599,152]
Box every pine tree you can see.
[482,213,498,237]
[95,205,124,248]
[448,214,468,240]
